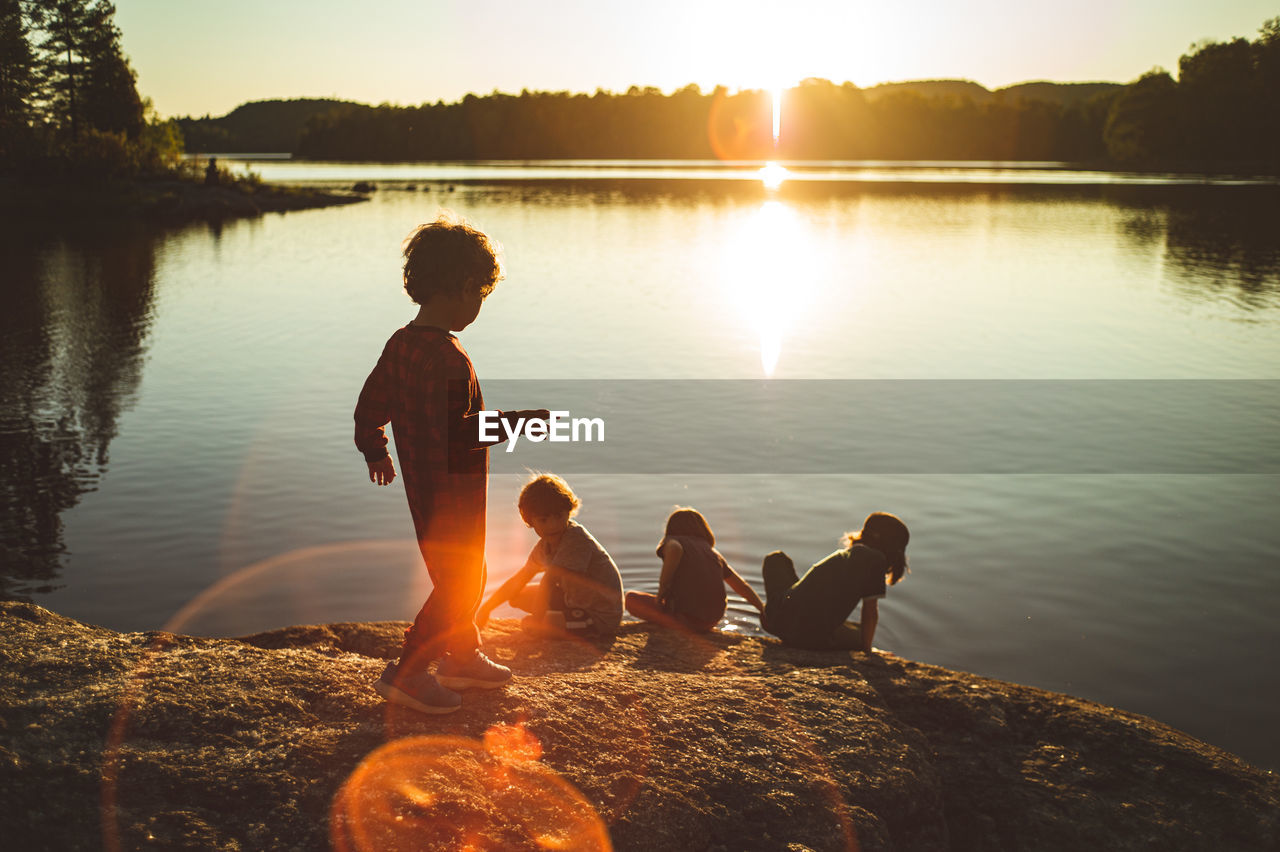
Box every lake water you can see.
[4,160,1280,770]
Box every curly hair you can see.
[518,473,581,519]
[402,213,503,305]
[843,512,910,585]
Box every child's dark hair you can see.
[661,507,715,549]
[518,473,581,519]
[843,512,910,585]
[402,213,503,305]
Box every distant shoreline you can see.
[0,174,368,225]
[192,155,1280,183]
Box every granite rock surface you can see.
[1,602,1275,851]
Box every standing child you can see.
[760,512,910,652]
[477,473,623,637]
[625,507,765,633]
[355,214,547,714]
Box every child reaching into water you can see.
[477,474,623,637]
[355,214,548,714]
[625,507,765,633]
[760,512,910,653]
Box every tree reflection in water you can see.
[0,223,160,599]
[1113,184,1280,311]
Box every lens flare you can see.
[330,730,611,852]
[707,87,774,161]
[772,86,782,144]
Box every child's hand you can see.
[519,409,551,421]
[367,456,397,486]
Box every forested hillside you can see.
[176,98,362,153]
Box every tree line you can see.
[0,0,180,176]
[289,16,1278,171]
[1106,18,1279,168]
[3,7,1277,175]
[290,81,1121,163]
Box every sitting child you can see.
[760,512,910,652]
[477,474,623,637]
[625,507,764,633]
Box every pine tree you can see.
[28,0,140,142]
[0,0,38,160]
[78,0,141,137]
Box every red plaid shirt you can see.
[354,324,499,534]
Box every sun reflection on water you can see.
[759,161,788,191]
[722,200,815,376]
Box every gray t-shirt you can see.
[528,520,623,633]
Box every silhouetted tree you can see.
[1258,18,1280,163]
[1179,38,1257,161]
[0,0,38,161]
[1102,17,1280,170]
[28,0,140,142]
[1104,70,1181,164]
[77,1,141,137]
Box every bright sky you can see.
[115,0,1278,118]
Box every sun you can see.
[759,161,787,190]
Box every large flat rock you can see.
[0,601,1275,851]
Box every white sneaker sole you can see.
[373,680,461,714]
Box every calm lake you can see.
[4,159,1279,769]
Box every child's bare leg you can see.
[510,580,549,616]
[624,591,665,623]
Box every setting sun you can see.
[759,161,788,190]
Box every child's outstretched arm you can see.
[858,597,879,652]
[722,563,766,614]
[477,559,543,628]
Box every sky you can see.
[114,0,1279,118]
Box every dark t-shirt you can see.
[665,536,729,630]
[774,545,887,645]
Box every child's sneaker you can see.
[435,649,512,690]
[373,660,462,714]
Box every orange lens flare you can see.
[707,88,775,162]
[331,731,611,852]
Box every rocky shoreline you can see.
[1,601,1275,851]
